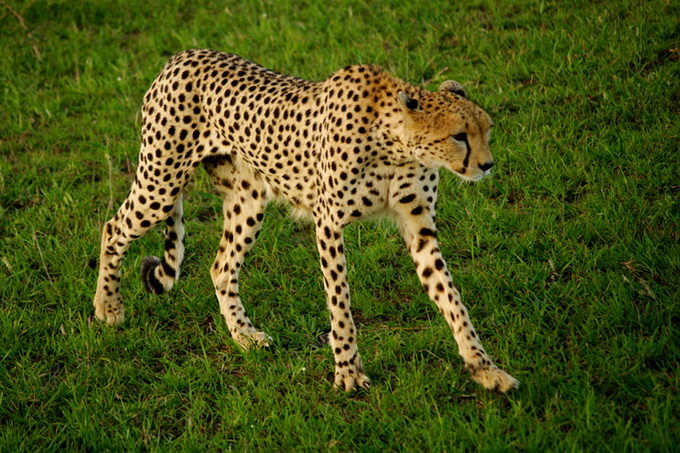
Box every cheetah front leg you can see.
[393,195,519,392]
[315,221,371,391]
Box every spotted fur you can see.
[93,49,518,392]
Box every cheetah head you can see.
[397,81,494,182]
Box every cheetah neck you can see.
[361,71,427,167]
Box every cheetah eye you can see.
[452,132,467,142]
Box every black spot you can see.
[419,228,437,237]
[399,194,416,204]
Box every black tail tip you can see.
[141,256,165,295]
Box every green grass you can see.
[1,0,678,450]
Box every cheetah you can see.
[93,49,519,393]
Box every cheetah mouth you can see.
[452,168,487,183]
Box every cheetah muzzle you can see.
[93,49,519,393]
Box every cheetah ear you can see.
[398,91,421,112]
[439,80,467,98]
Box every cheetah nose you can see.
[478,161,494,172]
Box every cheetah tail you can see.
[140,196,186,295]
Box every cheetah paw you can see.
[469,363,519,393]
[93,298,125,325]
[335,370,371,392]
[334,354,371,392]
[232,330,273,350]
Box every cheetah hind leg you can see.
[140,197,185,295]
[468,360,520,393]
[94,192,180,325]
[207,169,272,351]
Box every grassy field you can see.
[1,0,678,450]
